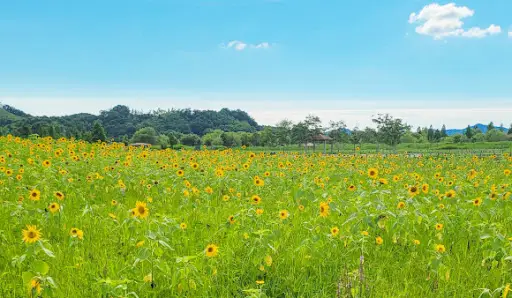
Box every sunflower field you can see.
[0,135,511,297]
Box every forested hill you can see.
[0,104,260,140]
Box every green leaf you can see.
[158,240,174,250]
[38,242,56,258]
[32,260,49,275]
[22,271,35,286]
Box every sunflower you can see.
[435,223,443,231]
[136,240,145,247]
[205,244,219,257]
[473,197,482,206]
[435,244,446,253]
[256,208,264,215]
[348,184,356,191]
[30,278,42,295]
[319,202,330,217]
[375,236,383,245]
[378,178,388,185]
[254,178,265,187]
[228,215,236,224]
[408,186,419,197]
[222,195,230,202]
[421,183,429,194]
[264,171,271,177]
[251,195,262,205]
[331,226,340,236]
[108,213,117,219]
[54,191,65,200]
[29,189,41,201]
[135,201,149,219]
[22,225,42,244]
[298,204,305,211]
[256,280,265,285]
[392,175,400,182]
[413,239,420,245]
[176,169,184,177]
[48,202,60,214]
[180,222,187,230]
[42,160,51,167]
[205,186,213,194]
[279,210,289,220]
[361,231,369,236]
[504,169,511,176]
[490,192,498,200]
[111,199,118,206]
[367,168,378,179]
[397,201,406,209]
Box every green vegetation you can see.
[1,104,511,152]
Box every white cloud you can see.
[409,3,501,39]
[222,40,271,51]
[509,31,512,38]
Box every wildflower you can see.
[413,239,420,245]
[375,236,383,245]
[256,208,264,215]
[397,202,406,209]
[473,197,482,207]
[205,244,219,257]
[136,240,145,247]
[143,273,152,283]
[367,168,378,179]
[319,202,330,217]
[435,244,446,253]
[135,201,149,219]
[22,225,42,244]
[29,189,41,201]
[256,280,265,285]
[54,191,65,200]
[279,210,289,220]
[49,202,60,214]
[435,223,443,231]
[251,195,262,205]
[331,226,340,236]
[180,223,187,230]
[361,231,369,236]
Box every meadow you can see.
[0,135,511,297]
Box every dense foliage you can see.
[1,104,511,150]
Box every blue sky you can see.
[1,0,511,128]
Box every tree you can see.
[327,120,348,151]
[291,122,309,151]
[131,127,158,144]
[508,123,512,135]
[349,127,363,149]
[168,133,179,148]
[440,124,447,138]
[487,122,495,132]
[427,125,434,142]
[260,126,276,147]
[372,114,410,150]
[486,129,507,142]
[91,121,107,142]
[180,134,201,146]
[157,134,170,149]
[275,119,293,146]
[304,115,322,141]
[464,125,474,140]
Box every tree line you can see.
[1,103,511,149]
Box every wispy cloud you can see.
[221,40,271,51]
[409,3,501,40]
[509,31,512,38]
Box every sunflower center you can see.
[28,231,35,238]
[207,247,213,252]
[138,206,146,214]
